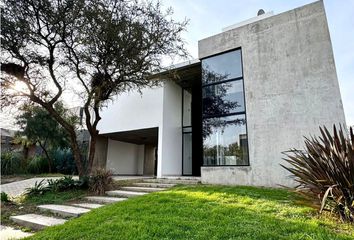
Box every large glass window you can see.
[203,115,248,166]
[202,49,249,166]
[202,50,242,84]
[202,80,245,117]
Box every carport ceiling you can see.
[101,127,158,145]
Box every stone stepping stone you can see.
[106,190,147,198]
[133,182,176,188]
[10,214,66,230]
[143,179,200,184]
[85,196,127,204]
[0,225,33,239]
[38,204,90,217]
[120,186,166,192]
[71,203,104,209]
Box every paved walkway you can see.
[1,177,69,197]
[0,176,151,197]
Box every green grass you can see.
[1,189,86,227]
[26,185,353,240]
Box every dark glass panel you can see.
[182,89,192,127]
[202,80,245,117]
[183,133,192,175]
[203,114,249,166]
[202,50,242,84]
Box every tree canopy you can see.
[16,103,71,172]
[1,0,188,176]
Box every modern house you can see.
[94,1,346,187]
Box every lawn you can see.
[26,185,353,240]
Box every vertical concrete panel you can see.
[199,1,346,187]
[144,144,155,176]
[106,139,142,175]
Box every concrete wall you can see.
[106,139,144,175]
[144,144,156,176]
[199,1,346,187]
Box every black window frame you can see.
[201,47,250,167]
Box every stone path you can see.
[2,178,200,239]
[0,177,78,197]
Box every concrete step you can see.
[85,196,127,204]
[71,203,104,209]
[10,214,66,230]
[106,190,147,198]
[133,182,176,188]
[38,204,90,218]
[143,178,201,185]
[0,225,34,239]
[120,186,166,192]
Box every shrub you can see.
[52,149,77,174]
[282,125,354,222]
[1,151,23,175]
[46,176,89,192]
[25,179,49,196]
[89,169,113,195]
[1,192,10,203]
[26,156,49,174]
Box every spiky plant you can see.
[282,125,354,222]
[89,169,113,195]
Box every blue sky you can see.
[163,0,354,126]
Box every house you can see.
[94,1,346,187]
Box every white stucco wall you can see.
[106,139,144,175]
[98,86,164,134]
[160,81,183,176]
[98,81,183,177]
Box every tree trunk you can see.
[86,132,97,176]
[38,141,53,173]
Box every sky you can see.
[162,0,354,127]
[1,0,353,129]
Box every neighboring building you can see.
[1,128,18,152]
[95,1,346,187]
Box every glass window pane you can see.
[183,89,192,126]
[202,50,242,84]
[183,133,192,175]
[203,80,245,117]
[203,114,249,166]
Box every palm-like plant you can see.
[282,125,354,222]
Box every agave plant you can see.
[282,125,354,222]
[25,179,50,196]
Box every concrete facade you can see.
[199,1,346,187]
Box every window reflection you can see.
[202,50,242,84]
[202,81,245,117]
[201,49,249,166]
[203,115,249,166]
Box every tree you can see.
[1,0,188,177]
[16,103,71,172]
